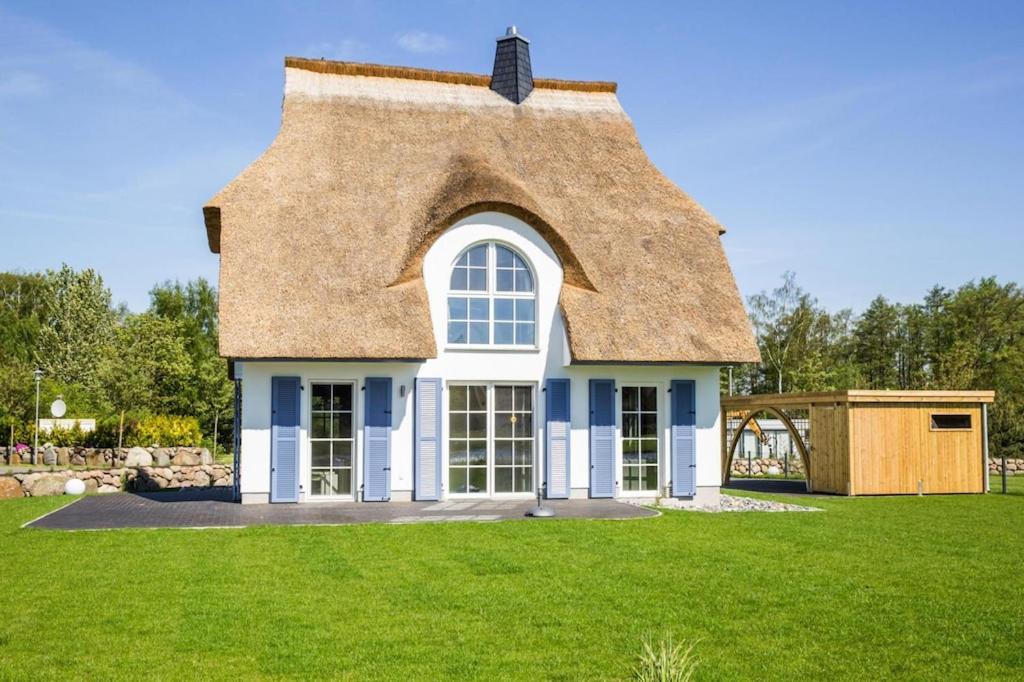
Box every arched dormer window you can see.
[447,242,536,347]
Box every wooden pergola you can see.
[721,393,816,491]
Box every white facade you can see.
[236,213,722,504]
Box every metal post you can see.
[727,367,734,396]
[212,409,219,465]
[33,368,42,465]
[1002,454,1007,495]
[527,482,555,517]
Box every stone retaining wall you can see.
[988,458,1024,476]
[1,445,212,468]
[731,457,1023,477]
[730,457,805,477]
[0,464,233,499]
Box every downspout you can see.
[229,359,243,503]
[233,378,242,502]
[982,403,990,493]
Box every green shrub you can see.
[1,414,205,449]
[83,414,141,448]
[1,417,32,447]
[129,415,202,447]
[634,635,699,682]
[44,424,86,447]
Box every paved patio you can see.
[25,488,657,530]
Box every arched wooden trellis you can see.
[721,398,813,492]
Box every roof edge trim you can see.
[285,56,617,94]
[203,205,221,253]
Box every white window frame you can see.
[445,381,538,499]
[304,379,358,502]
[617,382,664,497]
[445,241,539,351]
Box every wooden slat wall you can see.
[809,404,849,494]
[848,403,984,495]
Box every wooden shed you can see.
[721,391,995,495]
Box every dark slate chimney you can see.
[490,26,533,104]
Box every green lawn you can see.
[1,482,1022,681]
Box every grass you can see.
[0,482,1022,681]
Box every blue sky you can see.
[1,1,1022,313]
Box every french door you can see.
[621,385,660,493]
[309,382,355,498]
[448,383,535,496]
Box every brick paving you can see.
[25,489,657,530]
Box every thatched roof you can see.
[204,57,760,363]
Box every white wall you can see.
[238,212,722,502]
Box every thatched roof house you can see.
[209,27,757,507]
[204,35,758,364]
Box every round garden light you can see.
[64,479,86,496]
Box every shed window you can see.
[447,243,536,347]
[931,414,972,430]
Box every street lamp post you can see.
[33,368,43,465]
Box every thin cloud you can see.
[0,8,194,112]
[395,30,450,54]
[677,52,1024,156]
[0,71,48,97]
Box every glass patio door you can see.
[493,386,533,493]
[448,385,489,494]
[448,384,534,496]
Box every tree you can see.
[896,304,929,390]
[852,296,901,389]
[747,272,818,393]
[928,278,1024,459]
[149,279,218,358]
[0,273,49,425]
[0,272,48,366]
[789,308,860,391]
[99,313,192,416]
[148,279,233,447]
[35,265,115,391]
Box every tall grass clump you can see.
[634,635,699,682]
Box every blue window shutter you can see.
[363,377,392,501]
[671,380,697,497]
[414,378,442,501]
[589,379,616,498]
[270,376,301,503]
[545,378,571,499]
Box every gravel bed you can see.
[629,494,822,513]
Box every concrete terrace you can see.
[25,489,658,531]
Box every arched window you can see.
[447,242,536,347]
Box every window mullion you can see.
[488,244,495,345]
[488,384,494,496]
